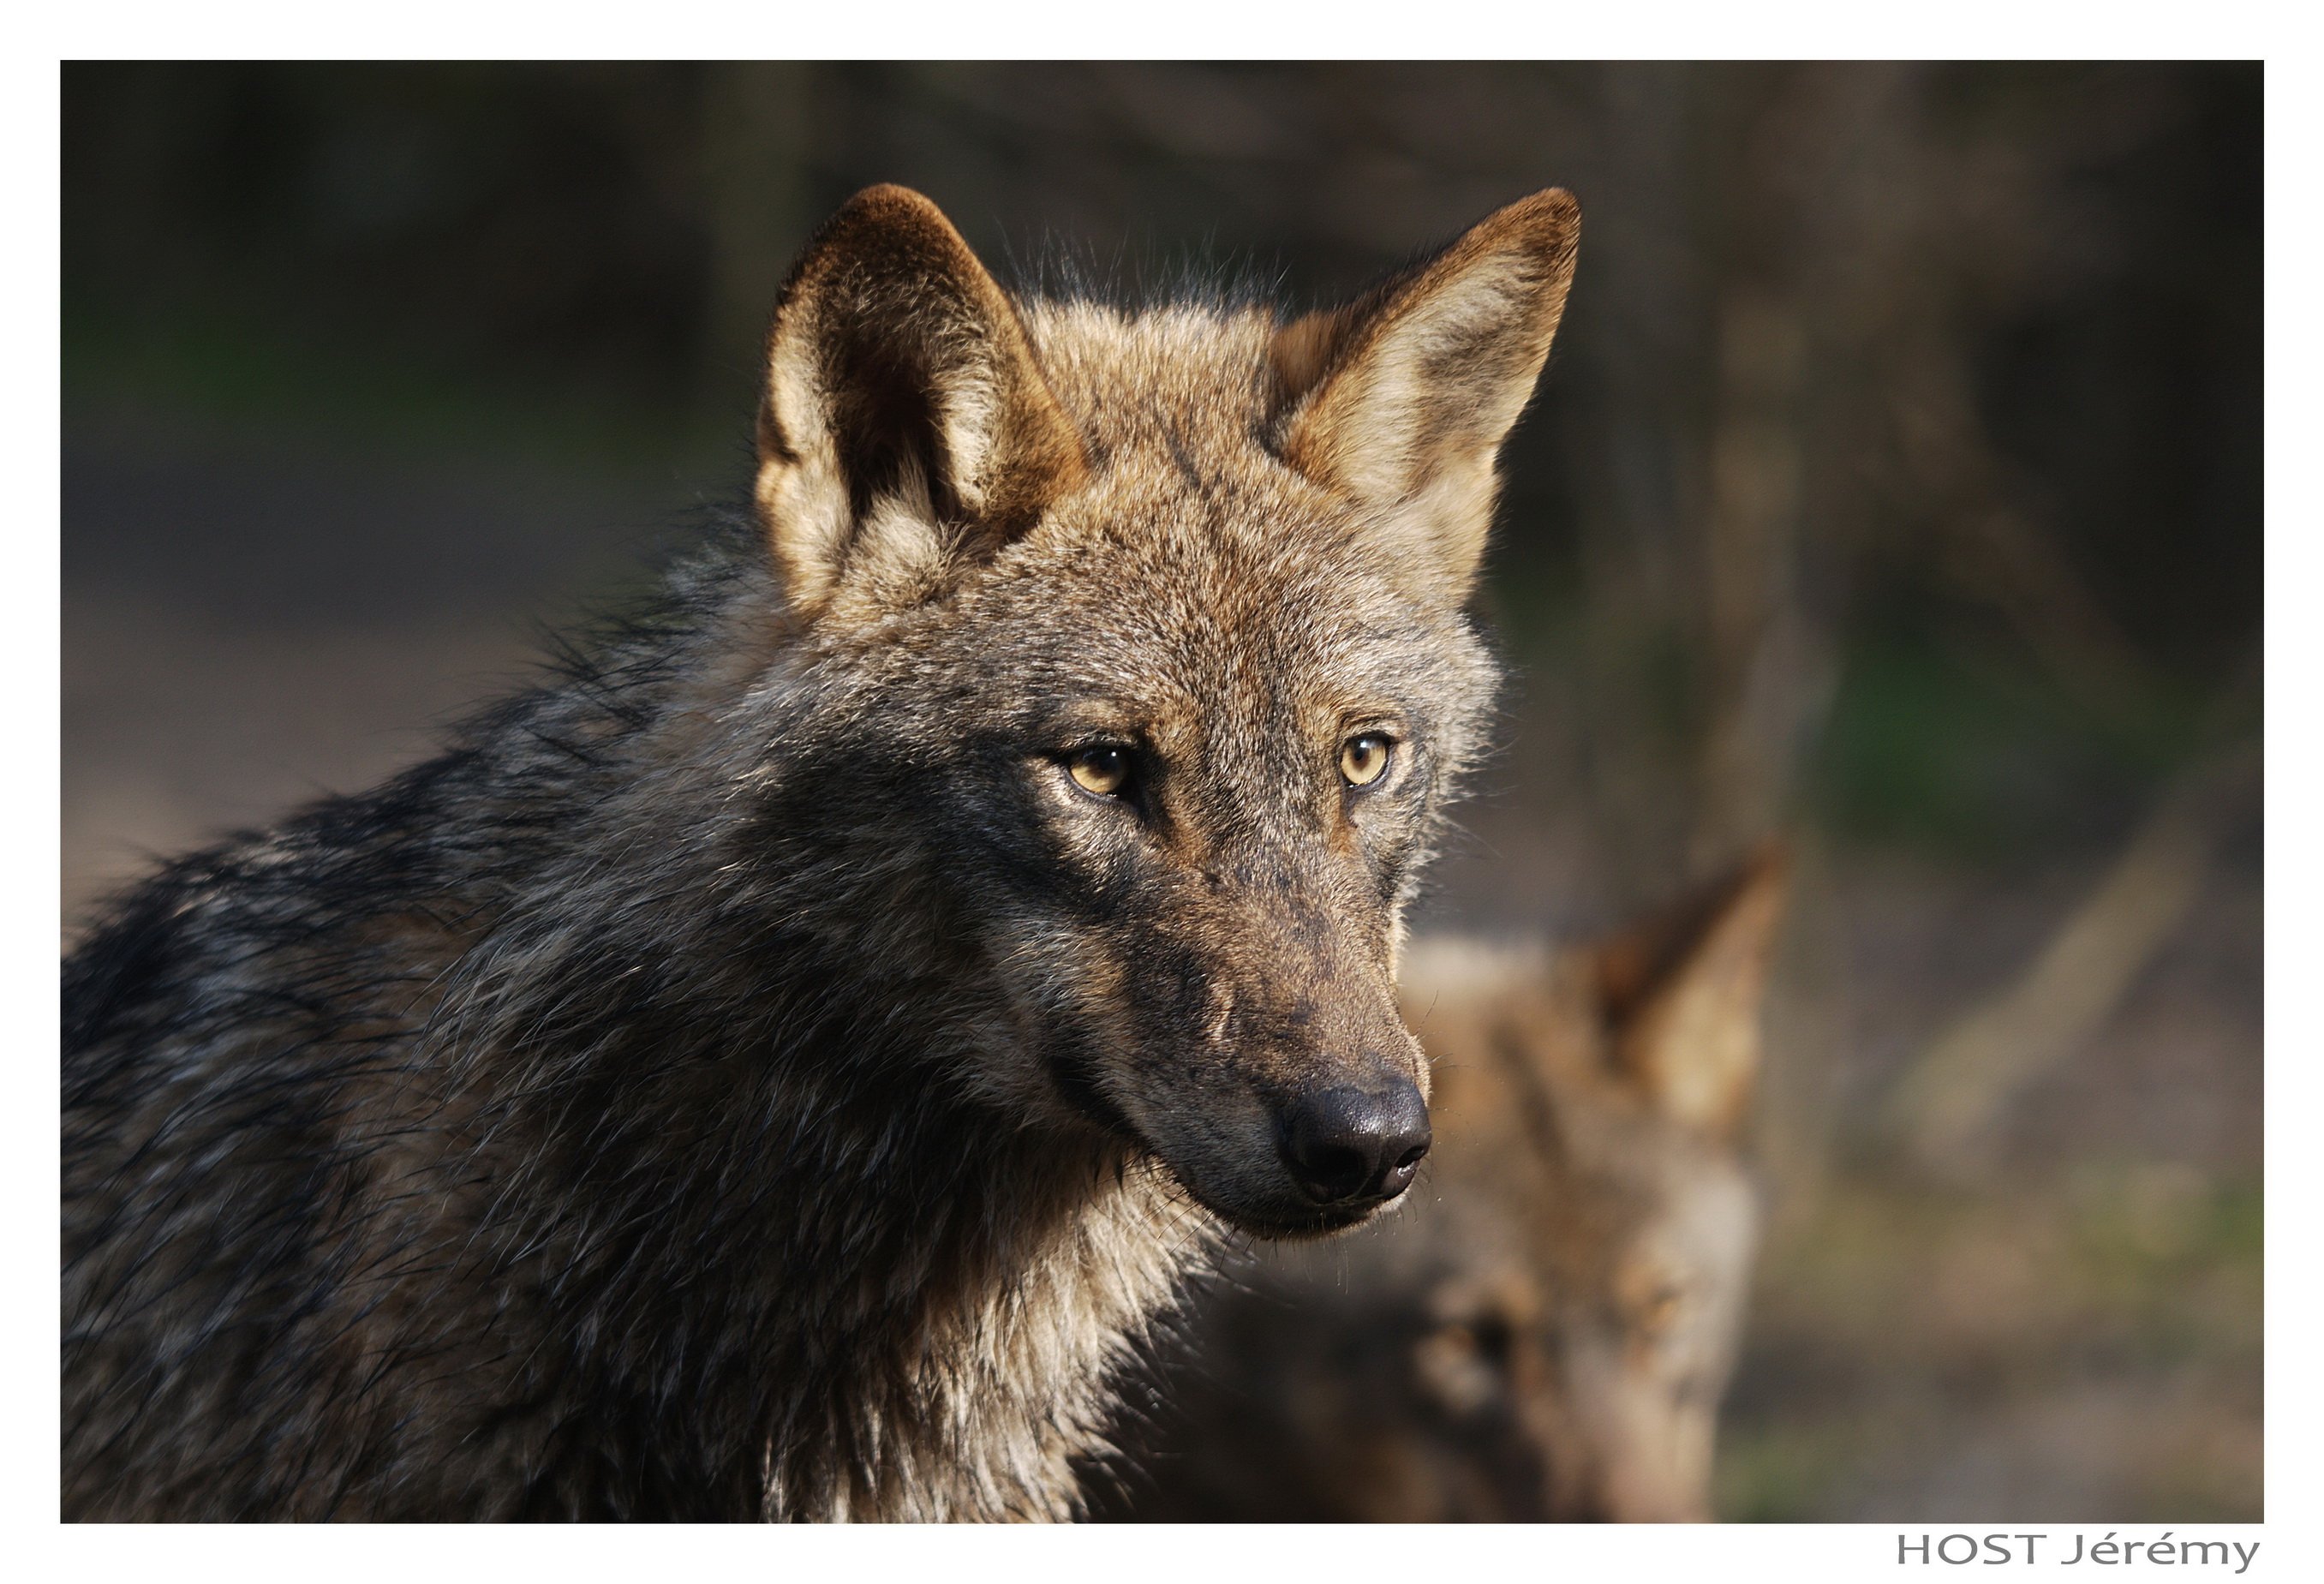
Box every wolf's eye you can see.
[1340,732,1393,788]
[1067,746,1132,798]
[1632,1286,1686,1337]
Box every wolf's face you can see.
[1383,860,1783,1520]
[747,186,1575,1235]
[1403,1100,1761,1521]
[900,470,1491,1234]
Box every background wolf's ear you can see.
[1270,188,1580,609]
[754,185,1088,622]
[1591,845,1789,1141]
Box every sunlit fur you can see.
[63,185,1576,1520]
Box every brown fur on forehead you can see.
[905,455,1495,771]
[1015,299,1284,457]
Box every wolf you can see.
[1098,852,1783,1521]
[61,183,1580,1520]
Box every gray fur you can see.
[62,185,1578,1521]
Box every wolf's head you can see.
[744,185,1577,1236]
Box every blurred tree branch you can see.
[1882,663,2259,1171]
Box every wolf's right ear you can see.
[1592,846,1789,1141]
[754,185,1089,624]
[1270,189,1580,610]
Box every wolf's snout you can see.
[1278,1082,1431,1206]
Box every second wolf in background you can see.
[1102,853,1785,1521]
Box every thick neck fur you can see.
[63,529,1212,1521]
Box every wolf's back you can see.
[63,761,481,1518]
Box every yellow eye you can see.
[1068,745,1132,797]
[1633,1287,1684,1336]
[1340,732,1393,788]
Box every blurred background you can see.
[61,63,2261,1520]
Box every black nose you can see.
[1279,1082,1431,1205]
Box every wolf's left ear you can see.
[755,184,1089,623]
[1592,846,1789,1141]
[1271,189,1580,608]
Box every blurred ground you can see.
[60,63,2261,1521]
[62,411,684,935]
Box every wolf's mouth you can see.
[1170,1177,1391,1241]
[1231,1203,1385,1240]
